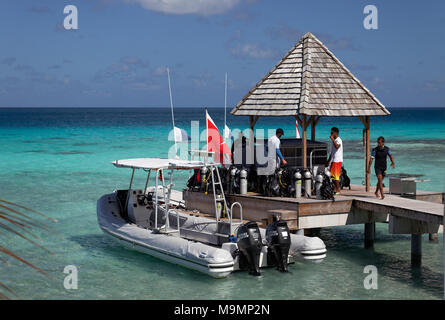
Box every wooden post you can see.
[311,116,321,141]
[302,115,307,168]
[364,222,375,248]
[248,116,259,166]
[411,234,422,266]
[311,118,316,141]
[359,116,371,192]
[365,116,370,192]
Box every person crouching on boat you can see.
[325,127,343,195]
[367,136,395,200]
[268,128,287,168]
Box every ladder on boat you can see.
[210,165,243,236]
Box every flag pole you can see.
[224,72,227,131]
[167,67,177,156]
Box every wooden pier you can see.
[182,185,443,266]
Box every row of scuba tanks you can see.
[186,165,349,200]
[236,218,291,275]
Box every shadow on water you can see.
[318,227,444,299]
[68,234,300,299]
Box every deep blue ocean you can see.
[0,107,444,299]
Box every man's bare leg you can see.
[377,174,384,199]
[334,180,340,193]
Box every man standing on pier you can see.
[367,136,395,200]
[325,127,343,195]
[268,128,287,168]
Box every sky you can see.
[0,0,444,108]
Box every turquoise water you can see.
[0,107,444,299]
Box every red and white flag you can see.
[296,120,301,139]
[206,110,232,165]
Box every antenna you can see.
[224,72,227,131]
[167,67,177,155]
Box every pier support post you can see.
[411,234,422,266]
[428,233,438,242]
[364,222,375,248]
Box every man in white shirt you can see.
[325,127,343,194]
[268,128,287,169]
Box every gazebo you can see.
[231,32,390,191]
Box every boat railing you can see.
[229,202,243,234]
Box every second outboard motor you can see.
[266,219,291,272]
[236,222,263,276]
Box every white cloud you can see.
[126,0,241,15]
[231,43,277,59]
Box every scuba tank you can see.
[266,219,291,272]
[294,170,302,198]
[200,166,208,192]
[315,172,324,200]
[216,194,222,219]
[303,169,312,198]
[240,169,248,194]
[229,167,237,194]
[236,222,263,276]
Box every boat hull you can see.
[97,192,327,278]
[97,194,234,278]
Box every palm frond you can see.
[0,200,58,222]
[0,282,19,299]
[0,245,48,277]
[0,222,52,255]
[0,199,56,299]
[0,214,42,240]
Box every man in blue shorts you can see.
[367,136,395,200]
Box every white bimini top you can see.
[112,158,206,170]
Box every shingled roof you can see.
[231,32,390,117]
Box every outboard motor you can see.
[236,222,263,276]
[294,170,302,198]
[266,219,291,272]
[240,169,248,194]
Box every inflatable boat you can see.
[97,158,326,278]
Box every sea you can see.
[0,107,444,300]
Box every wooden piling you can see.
[364,222,375,248]
[411,234,422,266]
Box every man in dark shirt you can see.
[367,136,395,200]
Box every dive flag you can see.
[206,110,232,165]
[296,120,301,139]
[173,126,190,143]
